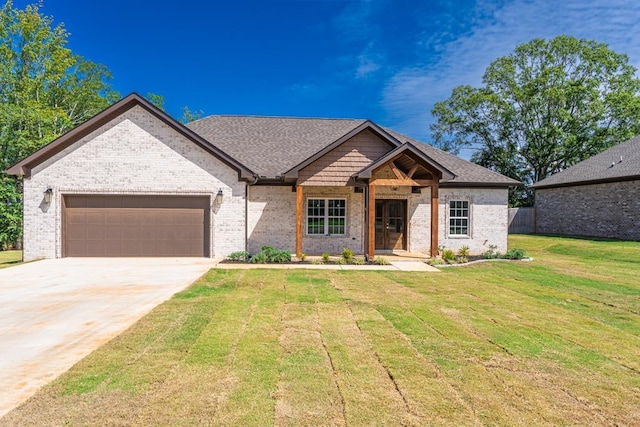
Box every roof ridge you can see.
[196,114,366,121]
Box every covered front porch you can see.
[294,143,455,260]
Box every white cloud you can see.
[382,0,640,142]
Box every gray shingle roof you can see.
[186,116,365,178]
[532,136,640,189]
[382,128,521,186]
[186,115,519,186]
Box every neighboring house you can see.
[6,93,519,261]
[532,136,640,241]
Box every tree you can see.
[431,36,640,206]
[0,1,118,248]
[180,106,204,124]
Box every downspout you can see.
[245,175,259,254]
[353,179,369,261]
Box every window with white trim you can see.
[449,200,469,236]
[307,199,346,235]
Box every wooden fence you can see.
[508,207,535,234]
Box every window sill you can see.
[447,235,471,239]
[306,234,347,238]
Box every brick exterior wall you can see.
[247,186,364,255]
[247,185,509,256]
[536,180,640,241]
[438,188,509,254]
[23,105,246,261]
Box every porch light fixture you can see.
[215,189,224,205]
[43,187,53,204]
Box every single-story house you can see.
[532,136,640,241]
[6,93,519,261]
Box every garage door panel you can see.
[63,195,209,257]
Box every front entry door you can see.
[375,200,406,250]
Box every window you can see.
[449,200,469,236]
[307,199,346,235]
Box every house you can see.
[6,93,519,261]
[532,136,640,241]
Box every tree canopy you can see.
[0,1,118,248]
[431,35,640,206]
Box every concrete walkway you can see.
[0,257,216,418]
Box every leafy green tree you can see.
[0,1,118,249]
[145,92,165,110]
[431,36,640,206]
[180,106,204,124]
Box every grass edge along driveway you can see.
[3,235,640,426]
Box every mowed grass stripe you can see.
[211,270,285,426]
[275,303,344,427]
[317,301,415,426]
[348,301,479,425]
[334,273,571,424]
[387,267,640,372]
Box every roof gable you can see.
[6,93,254,179]
[533,136,640,189]
[355,142,456,181]
[284,121,401,179]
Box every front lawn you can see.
[0,250,21,269]
[4,235,640,425]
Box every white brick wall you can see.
[247,186,363,255]
[439,187,509,255]
[246,185,509,256]
[23,106,246,261]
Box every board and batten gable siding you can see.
[536,180,640,241]
[22,105,246,260]
[297,128,394,186]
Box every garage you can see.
[62,195,210,257]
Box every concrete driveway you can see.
[0,257,217,418]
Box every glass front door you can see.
[375,200,406,250]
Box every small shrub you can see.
[249,251,268,264]
[428,257,444,265]
[299,253,307,261]
[321,252,330,262]
[372,257,389,265]
[482,244,499,259]
[350,257,365,265]
[270,249,291,263]
[227,251,249,262]
[441,249,456,263]
[504,248,525,260]
[336,258,347,265]
[458,246,470,258]
[261,245,275,259]
[311,259,323,265]
[342,247,354,261]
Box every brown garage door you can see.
[63,195,210,257]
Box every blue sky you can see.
[13,0,640,144]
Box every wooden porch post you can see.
[296,185,303,256]
[368,183,376,260]
[430,183,439,257]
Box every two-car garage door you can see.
[63,195,210,257]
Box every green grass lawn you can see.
[4,235,640,425]
[0,250,21,269]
